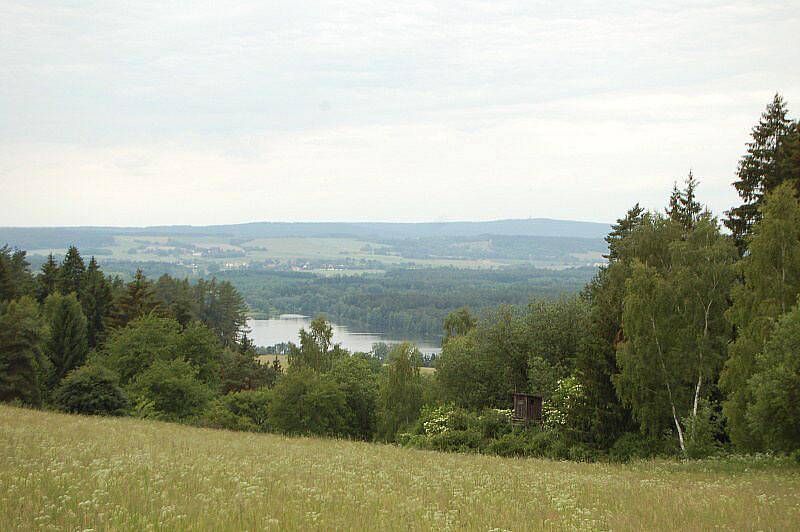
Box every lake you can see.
[247,315,442,355]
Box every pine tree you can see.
[43,293,89,388]
[58,246,86,297]
[36,254,60,303]
[0,296,47,406]
[0,246,34,301]
[666,171,703,231]
[108,269,160,329]
[81,257,114,348]
[604,203,645,261]
[725,94,793,251]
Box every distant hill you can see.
[0,218,610,249]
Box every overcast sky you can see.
[1,1,799,227]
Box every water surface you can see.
[247,315,442,355]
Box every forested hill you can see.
[0,218,610,249]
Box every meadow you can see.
[1,405,799,531]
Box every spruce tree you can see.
[604,203,645,261]
[36,254,60,303]
[43,293,89,388]
[0,246,34,301]
[0,296,47,406]
[58,246,86,296]
[81,257,114,348]
[108,269,160,329]
[666,171,703,231]
[725,93,793,250]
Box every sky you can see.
[1,1,799,227]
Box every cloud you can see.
[0,1,799,225]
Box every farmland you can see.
[2,406,799,531]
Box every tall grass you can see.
[1,405,798,530]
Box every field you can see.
[2,406,799,531]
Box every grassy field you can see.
[1,406,799,531]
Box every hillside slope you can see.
[1,406,798,530]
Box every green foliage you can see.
[53,365,127,416]
[721,183,800,450]
[443,307,476,342]
[35,254,59,304]
[176,321,223,387]
[0,246,34,302]
[57,246,86,296]
[725,93,797,250]
[608,432,677,462]
[329,354,378,440]
[81,257,114,348]
[97,315,182,385]
[0,297,47,406]
[129,358,213,421]
[221,266,594,338]
[288,316,346,372]
[219,348,277,393]
[43,292,88,388]
[377,343,423,441]
[108,269,161,329]
[203,388,272,432]
[745,307,800,453]
[683,401,724,459]
[268,367,350,437]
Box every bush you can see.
[53,365,127,415]
[203,388,272,432]
[486,432,528,457]
[425,428,485,453]
[268,368,350,437]
[609,432,677,462]
[129,358,214,421]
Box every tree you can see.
[129,357,213,421]
[53,364,127,415]
[725,94,794,250]
[615,215,736,453]
[268,367,350,436]
[0,246,34,302]
[720,183,800,449]
[108,269,160,329]
[81,257,114,348]
[745,306,800,452]
[604,204,645,261]
[377,342,423,441]
[329,354,379,439]
[36,254,60,303]
[58,246,86,296]
[176,321,224,387]
[43,292,89,388]
[0,297,47,406]
[288,316,345,372]
[219,348,277,394]
[443,307,476,343]
[666,171,703,231]
[96,315,182,385]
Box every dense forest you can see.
[1,94,800,461]
[220,266,595,337]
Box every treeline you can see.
[221,266,595,337]
[0,247,270,416]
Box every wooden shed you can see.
[512,393,542,424]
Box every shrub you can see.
[53,365,127,415]
[204,388,272,432]
[609,432,677,462]
[486,432,528,457]
[426,428,485,453]
[268,368,350,437]
[129,358,214,422]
